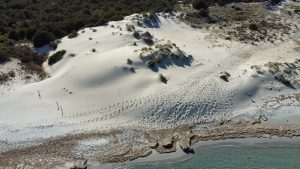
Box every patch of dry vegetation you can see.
[0,44,47,79]
[252,59,300,88]
[180,1,295,44]
[139,41,192,71]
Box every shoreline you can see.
[1,121,300,168]
[93,136,300,169]
[0,1,299,168]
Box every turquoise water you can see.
[128,146,300,169]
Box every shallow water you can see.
[128,146,300,169]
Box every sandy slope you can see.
[0,12,299,155]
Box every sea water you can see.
[128,144,300,169]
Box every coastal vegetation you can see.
[127,58,133,65]
[0,0,177,47]
[48,50,66,65]
[0,45,47,76]
[68,31,79,39]
[0,0,285,47]
[159,73,168,83]
[0,0,287,78]
[0,0,179,75]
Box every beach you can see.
[0,1,299,168]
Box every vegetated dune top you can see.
[0,10,299,147]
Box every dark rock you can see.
[149,142,159,149]
[182,146,195,154]
[162,142,173,149]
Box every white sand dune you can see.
[0,13,299,149]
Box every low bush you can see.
[198,9,209,17]
[69,53,76,57]
[146,60,156,68]
[275,74,292,87]
[129,67,135,73]
[156,55,164,63]
[49,41,59,49]
[0,45,47,77]
[249,23,259,31]
[192,0,209,10]
[0,52,11,64]
[159,73,167,83]
[49,42,58,49]
[0,45,45,65]
[0,73,9,84]
[232,5,242,11]
[68,31,79,39]
[127,58,133,65]
[23,62,47,79]
[48,50,66,65]
[143,38,154,46]
[8,70,15,78]
[133,31,140,39]
[269,0,282,4]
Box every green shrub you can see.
[159,73,167,83]
[146,60,156,68]
[129,67,135,73]
[133,31,140,39]
[0,45,44,64]
[0,52,10,64]
[0,73,9,84]
[68,31,79,39]
[249,23,259,31]
[127,58,133,65]
[156,55,164,63]
[69,53,76,57]
[0,44,47,77]
[192,0,208,10]
[32,30,55,48]
[232,5,242,11]
[198,9,209,17]
[49,41,58,49]
[48,50,66,65]
[143,38,154,46]
[8,70,15,78]
[270,0,282,5]
[91,48,96,52]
